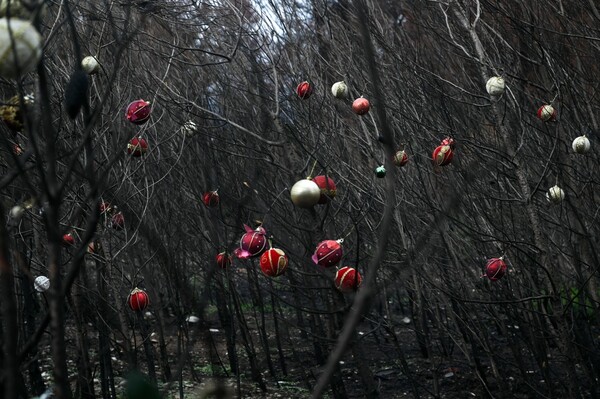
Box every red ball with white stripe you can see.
[62,233,75,247]
[484,258,507,281]
[126,99,151,124]
[335,266,362,292]
[537,104,557,122]
[432,145,453,166]
[234,224,267,259]
[260,248,288,277]
[312,239,343,268]
[128,288,150,311]
[392,150,409,167]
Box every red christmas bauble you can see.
[260,248,288,277]
[127,137,148,157]
[99,201,111,214]
[62,233,75,247]
[440,136,455,148]
[537,104,557,122]
[485,258,507,281]
[392,150,409,167]
[352,97,370,115]
[216,252,232,269]
[13,143,23,155]
[312,240,343,268]
[111,212,124,230]
[296,81,313,99]
[234,225,267,259]
[88,242,96,254]
[432,145,453,166]
[126,99,151,125]
[335,266,362,292]
[128,288,149,311]
[202,191,219,207]
[312,175,337,204]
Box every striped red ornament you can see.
[335,267,362,292]
[392,150,409,167]
[216,252,231,269]
[432,145,453,166]
[312,239,343,268]
[128,288,149,311]
[484,258,507,281]
[126,99,151,124]
[202,191,219,207]
[260,248,288,277]
[537,104,557,122]
[111,212,124,230]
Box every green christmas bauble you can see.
[375,165,386,178]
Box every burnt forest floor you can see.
[34,302,594,399]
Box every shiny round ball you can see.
[335,267,362,293]
[312,240,343,268]
[537,104,557,122]
[485,258,507,281]
[352,97,370,115]
[128,288,150,311]
[392,150,409,167]
[260,248,288,277]
[313,175,337,204]
[375,165,386,178]
[572,135,590,154]
[546,185,564,204]
[126,99,151,124]
[331,81,348,99]
[127,137,148,157]
[62,233,75,247]
[34,276,50,292]
[486,76,505,96]
[202,191,219,207]
[290,179,321,208]
[216,252,232,269]
[81,56,100,74]
[432,145,453,166]
[296,81,313,99]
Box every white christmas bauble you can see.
[81,56,99,74]
[546,185,564,204]
[572,135,590,154]
[181,120,197,137]
[186,315,200,323]
[34,275,49,292]
[486,76,505,96]
[290,179,321,208]
[331,81,348,99]
[0,18,42,79]
[9,204,24,219]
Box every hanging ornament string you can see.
[307,159,318,179]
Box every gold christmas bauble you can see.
[290,179,321,208]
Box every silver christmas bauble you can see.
[81,56,100,74]
[572,135,590,154]
[34,275,50,292]
[331,81,348,99]
[486,76,505,96]
[290,179,321,208]
[546,185,564,204]
[0,18,42,79]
